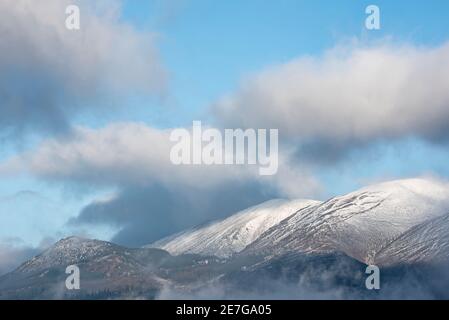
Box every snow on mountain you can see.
[0,237,224,299]
[375,211,449,266]
[16,236,128,273]
[3,178,449,299]
[245,178,449,265]
[149,199,321,258]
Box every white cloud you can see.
[0,122,320,246]
[0,0,167,135]
[0,122,320,198]
[214,41,449,146]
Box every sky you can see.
[0,0,449,274]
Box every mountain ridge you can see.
[244,178,449,265]
[2,177,449,299]
[149,198,321,258]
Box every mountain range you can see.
[2,178,449,299]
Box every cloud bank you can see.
[0,122,320,246]
[214,41,449,159]
[0,238,52,276]
[2,0,449,277]
[0,0,166,137]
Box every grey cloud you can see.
[0,238,53,276]
[214,41,449,162]
[0,0,166,138]
[0,122,321,198]
[0,121,320,246]
[68,181,279,247]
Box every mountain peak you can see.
[55,236,93,245]
[151,198,321,258]
[3,178,449,299]
[15,237,118,274]
[360,177,449,198]
[245,177,449,265]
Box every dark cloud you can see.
[0,0,166,139]
[293,139,357,165]
[69,181,277,246]
[68,181,279,247]
[70,183,278,247]
[0,121,319,246]
[0,238,53,276]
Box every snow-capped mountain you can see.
[0,236,225,299]
[245,178,449,265]
[150,178,449,265]
[375,211,449,266]
[149,199,321,258]
[3,177,449,299]
[16,237,150,275]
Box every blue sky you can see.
[1,0,449,252]
[119,0,449,127]
[79,0,449,194]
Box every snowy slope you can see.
[375,211,449,266]
[245,178,449,265]
[0,237,224,299]
[149,199,321,258]
[4,178,449,299]
[16,237,142,274]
